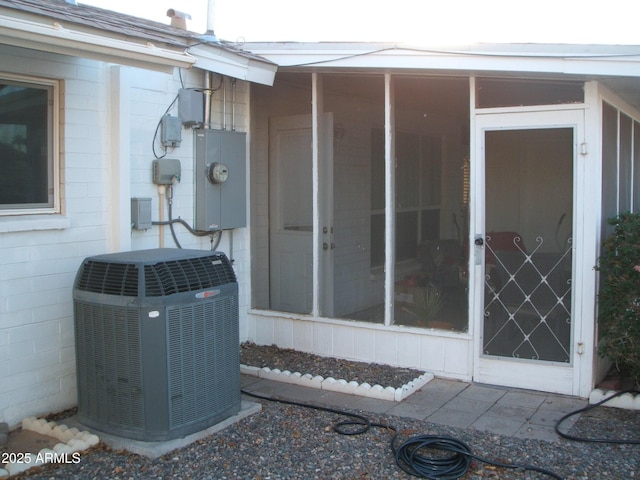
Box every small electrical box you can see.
[152,158,181,185]
[160,115,182,148]
[131,197,152,230]
[178,88,204,126]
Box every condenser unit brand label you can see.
[148,311,160,318]
[196,289,221,299]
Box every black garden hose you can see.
[555,389,640,444]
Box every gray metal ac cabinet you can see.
[73,248,240,441]
[195,129,247,230]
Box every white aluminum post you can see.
[312,73,322,316]
[384,74,396,326]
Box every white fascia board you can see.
[188,45,276,86]
[0,15,195,72]
[246,44,640,79]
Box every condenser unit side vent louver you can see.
[73,248,240,442]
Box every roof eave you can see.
[243,42,640,79]
[0,14,196,72]
[0,10,278,84]
[188,44,277,86]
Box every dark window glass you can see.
[0,81,52,208]
[476,78,584,108]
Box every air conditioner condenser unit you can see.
[73,248,240,441]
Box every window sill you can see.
[0,214,71,233]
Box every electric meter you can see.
[207,162,229,184]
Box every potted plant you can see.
[597,212,640,387]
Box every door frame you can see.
[471,108,588,395]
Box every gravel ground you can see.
[11,343,640,480]
[240,342,426,387]
[13,400,640,480]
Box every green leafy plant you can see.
[597,212,640,386]
[403,286,444,325]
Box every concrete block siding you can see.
[0,44,253,427]
[0,47,107,428]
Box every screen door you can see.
[474,110,582,394]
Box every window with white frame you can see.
[0,75,58,214]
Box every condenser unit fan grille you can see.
[75,261,139,296]
[74,252,237,298]
[145,254,236,297]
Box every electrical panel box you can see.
[131,197,152,230]
[195,129,246,230]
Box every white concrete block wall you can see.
[125,70,252,337]
[0,47,256,428]
[128,68,198,251]
[0,46,112,427]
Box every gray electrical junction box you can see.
[152,158,181,185]
[178,88,204,126]
[131,197,152,230]
[195,129,247,230]
[160,115,182,148]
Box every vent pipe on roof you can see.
[198,0,220,44]
[167,9,191,30]
[207,0,216,32]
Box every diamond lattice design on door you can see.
[483,235,572,363]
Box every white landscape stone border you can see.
[0,417,100,477]
[241,364,434,402]
[589,389,640,410]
